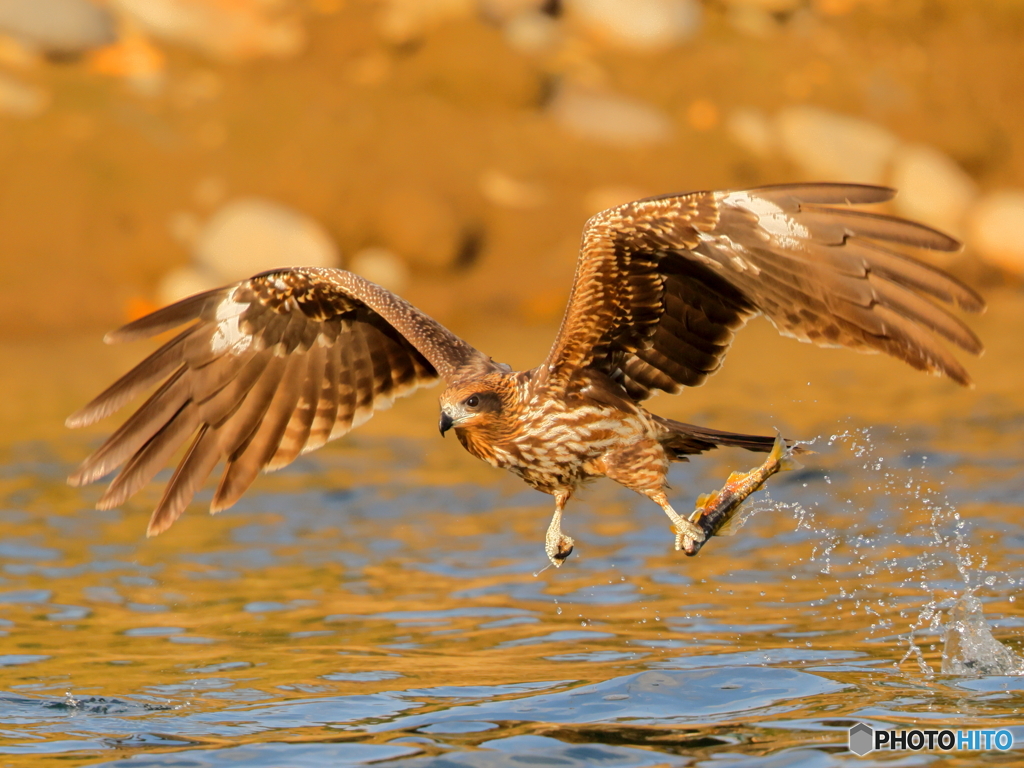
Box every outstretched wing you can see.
[68,267,490,535]
[542,183,985,398]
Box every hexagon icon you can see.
[849,722,874,756]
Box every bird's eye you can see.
[466,395,480,408]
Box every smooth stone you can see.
[775,105,900,184]
[502,9,560,55]
[0,0,116,55]
[195,197,340,283]
[376,185,462,270]
[967,190,1024,276]
[726,107,777,159]
[568,0,702,51]
[375,0,475,45]
[549,84,673,147]
[111,0,305,60]
[0,71,47,116]
[348,247,410,293]
[156,265,220,306]
[479,169,547,210]
[889,143,978,237]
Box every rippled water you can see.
[2,298,1023,767]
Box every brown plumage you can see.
[68,184,985,563]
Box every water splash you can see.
[941,594,1024,676]
[768,426,1018,677]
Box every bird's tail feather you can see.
[652,415,805,459]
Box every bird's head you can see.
[438,374,513,438]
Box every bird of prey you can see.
[67,183,984,566]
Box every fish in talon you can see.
[683,435,804,557]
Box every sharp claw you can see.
[546,534,575,568]
[673,519,705,552]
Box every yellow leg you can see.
[545,490,575,567]
[645,489,705,551]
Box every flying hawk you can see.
[67,183,984,566]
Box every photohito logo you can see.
[848,722,1014,756]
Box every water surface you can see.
[1,296,1022,767]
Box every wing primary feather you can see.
[96,402,199,510]
[68,366,189,486]
[146,425,219,537]
[198,352,273,427]
[208,356,289,513]
[868,274,983,354]
[870,305,972,386]
[105,288,224,344]
[798,206,961,251]
[209,354,305,514]
[66,326,195,428]
[748,183,897,207]
[843,238,986,312]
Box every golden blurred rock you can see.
[725,4,783,38]
[376,185,462,270]
[725,106,777,158]
[168,210,202,247]
[478,0,549,22]
[583,185,649,216]
[723,0,802,11]
[775,105,899,184]
[111,0,305,61]
[502,9,561,55]
[480,169,547,210]
[549,83,673,147]
[195,197,340,282]
[686,98,719,132]
[0,0,116,56]
[567,0,702,52]
[192,176,227,209]
[348,247,410,293]
[0,33,41,69]
[889,143,977,238]
[0,71,48,117]
[157,264,220,305]
[88,31,166,95]
[967,190,1024,277]
[376,0,474,45]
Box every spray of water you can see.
[773,427,1020,676]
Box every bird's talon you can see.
[546,534,575,567]
[673,519,705,551]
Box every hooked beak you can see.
[439,410,455,436]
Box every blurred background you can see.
[3,0,1023,447]
[3,0,1023,328]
